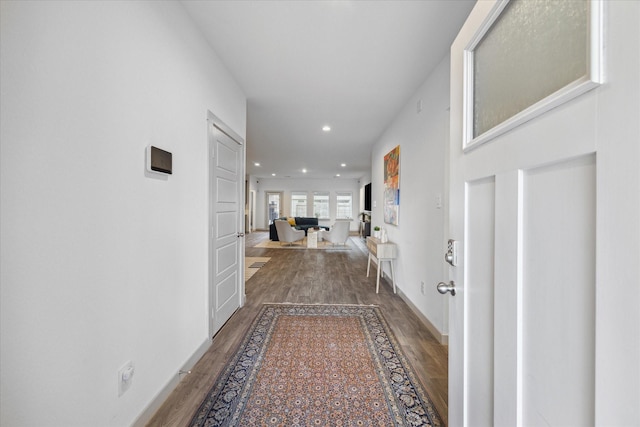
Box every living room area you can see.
[246,176,365,237]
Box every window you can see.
[313,192,330,219]
[464,0,602,149]
[336,192,353,219]
[291,192,307,217]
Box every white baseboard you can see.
[382,274,449,345]
[132,338,212,427]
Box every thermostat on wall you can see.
[146,145,172,174]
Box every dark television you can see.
[364,183,372,211]
[148,146,172,174]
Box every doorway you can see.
[207,111,245,338]
[266,191,283,224]
[249,190,256,233]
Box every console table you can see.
[366,236,397,293]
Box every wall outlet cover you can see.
[118,361,135,397]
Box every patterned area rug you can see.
[190,304,442,426]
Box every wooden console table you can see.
[366,236,397,293]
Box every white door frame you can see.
[207,110,245,339]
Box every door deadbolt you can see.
[445,239,458,266]
[445,252,454,264]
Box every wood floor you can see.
[146,231,448,426]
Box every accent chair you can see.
[274,220,305,245]
[319,221,350,246]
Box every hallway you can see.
[147,231,449,426]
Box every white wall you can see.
[370,56,450,337]
[0,2,245,426]
[253,177,361,231]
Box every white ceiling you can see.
[181,0,476,180]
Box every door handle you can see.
[437,281,456,296]
[237,232,245,237]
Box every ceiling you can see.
[181,0,476,180]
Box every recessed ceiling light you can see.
[271,173,276,176]
[302,168,307,173]
[254,162,261,166]
[341,163,346,167]
[336,173,341,177]
[322,125,331,132]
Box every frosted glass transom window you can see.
[472,0,590,139]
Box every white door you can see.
[249,190,256,233]
[266,191,283,224]
[208,113,245,337]
[447,1,639,426]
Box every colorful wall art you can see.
[383,145,400,225]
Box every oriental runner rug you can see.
[190,304,443,426]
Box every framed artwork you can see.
[383,145,400,225]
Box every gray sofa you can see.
[269,217,329,241]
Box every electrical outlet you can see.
[118,361,135,397]
[421,281,425,295]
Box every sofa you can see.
[269,217,329,241]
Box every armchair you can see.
[274,220,305,246]
[319,221,350,246]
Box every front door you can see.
[208,113,245,337]
[447,1,639,426]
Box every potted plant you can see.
[373,226,381,239]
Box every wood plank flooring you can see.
[146,231,448,426]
